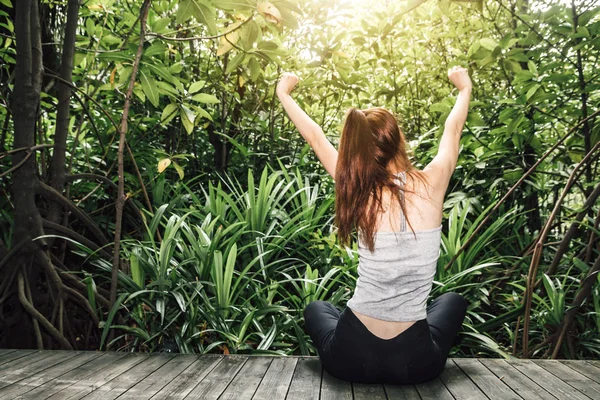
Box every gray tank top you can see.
[346,172,442,322]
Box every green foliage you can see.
[95,166,352,354]
[1,0,598,358]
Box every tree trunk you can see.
[4,0,46,349]
[47,0,81,226]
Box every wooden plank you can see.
[480,359,554,400]
[0,349,15,358]
[45,353,148,400]
[384,384,422,400]
[285,357,321,400]
[118,354,198,399]
[4,352,600,400]
[560,360,600,385]
[183,355,247,400]
[587,360,600,369]
[320,369,352,400]
[415,377,454,400]
[506,359,590,400]
[252,356,297,399]
[439,359,490,399]
[0,349,38,367]
[353,383,387,400]
[0,350,51,376]
[0,351,100,398]
[76,353,173,400]
[0,351,78,389]
[533,360,600,400]
[17,352,129,399]
[149,355,222,400]
[453,359,521,400]
[219,356,272,400]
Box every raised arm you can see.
[277,73,338,179]
[424,66,472,194]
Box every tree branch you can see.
[147,14,254,42]
[444,108,600,271]
[38,182,109,246]
[522,139,600,357]
[551,254,600,358]
[111,0,151,311]
[42,220,111,259]
[18,271,73,350]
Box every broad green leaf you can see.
[130,253,144,287]
[503,59,521,73]
[173,161,185,180]
[161,103,178,125]
[133,87,145,103]
[152,17,171,33]
[196,106,213,121]
[241,20,260,50]
[156,81,178,96]
[169,63,183,74]
[526,84,541,100]
[97,51,132,62]
[145,42,166,57]
[479,38,498,51]
[571,26,590,39]
[172,291,186,312]
[189,81,206,94]
[84,274,97,312]
[180,105,196,133]
[248,56,260,81]
[86,18,96,36]
[100,293,127,350]
[177,0,217,35]
[527,61,538,75]
[140,70,159,107]
[145,62,175,84]
[192,93,219,104]
[156,298,166,325]
[225,52,246,74]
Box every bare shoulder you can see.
[418,165,450,203]
[404,169,445,228]
[406,169,443,201]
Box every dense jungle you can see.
[0,0,599,361]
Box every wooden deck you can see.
[1,350,600,399]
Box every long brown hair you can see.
[335,107,421,252]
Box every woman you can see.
[276,66,471,385]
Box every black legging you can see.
[303,292,468,384]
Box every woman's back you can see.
[350,169,444,339]
[374,169,444,233]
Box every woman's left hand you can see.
[277,72,299,96]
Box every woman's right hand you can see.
[277,72,299,97]
[448,66,472,91]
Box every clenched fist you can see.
[277,72,299,97]
[448,66,472,92]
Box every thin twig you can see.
[522,140,600,357]
[146,14,254,42]
[111,0,151,311]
